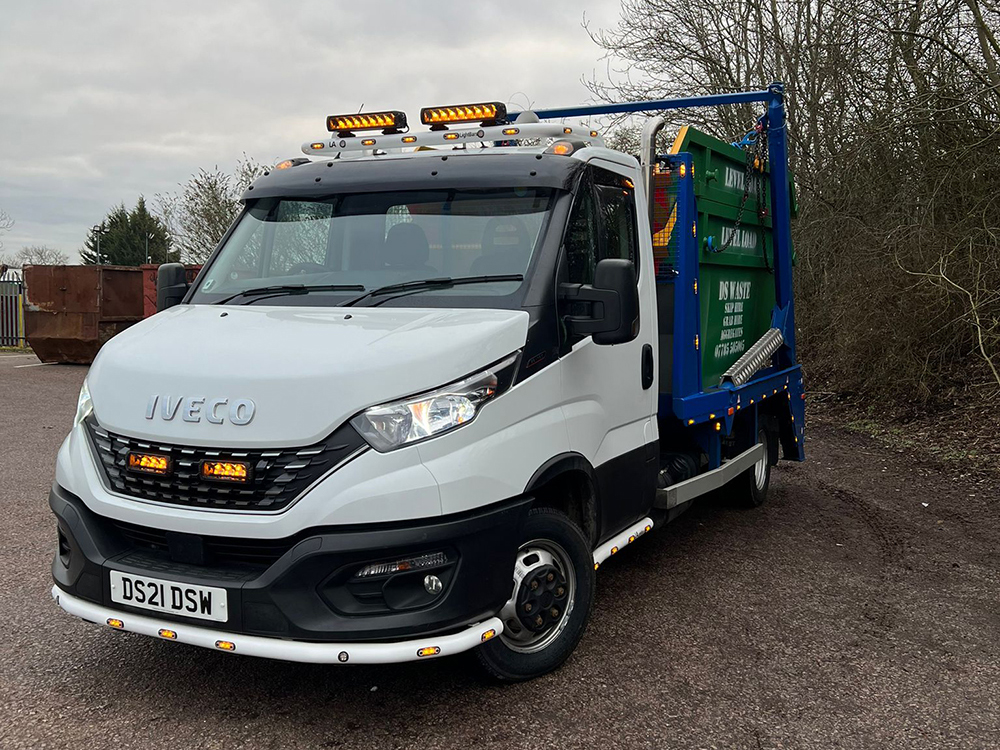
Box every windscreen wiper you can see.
[341,275,525,308]
[214,283,365,306]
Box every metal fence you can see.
[0,268,26,347]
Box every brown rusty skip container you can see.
[24,266,144,364]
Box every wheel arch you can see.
[523,453,600,546]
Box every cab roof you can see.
[242,149,587,202]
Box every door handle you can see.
[641,344,654,390]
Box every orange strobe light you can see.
[327,111,407,133]
[420,102,506,127]
[127,452,170,475]
[201,460,249,483]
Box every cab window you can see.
[564,166,639,284]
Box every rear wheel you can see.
[476,508,594,682]
[736,427,771,508]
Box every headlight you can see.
[351,353,519,452]
[74,379,93,428]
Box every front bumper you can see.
[51,586,502,664]
[50,483,530,652]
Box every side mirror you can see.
[559,258,639,346]
[156,263,188,311]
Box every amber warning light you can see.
[127,452,170,475]
[327,111,407,134]
[420,102,506,127]
[201,460,250,483]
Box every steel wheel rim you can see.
[754,433,768,490]
[499,538,577,654]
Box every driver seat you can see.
[471,217,532,275]
[383,223,437,275]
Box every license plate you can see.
[109,570,228,622]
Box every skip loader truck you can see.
[51,84,805,681]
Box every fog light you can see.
[423,574,443,595]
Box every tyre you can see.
[736,427,771,508]
[476,508,595,682]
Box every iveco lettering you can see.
[50,86,806,681]
[145,395,256,425]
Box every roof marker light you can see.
[309,142,325,150]
[545,139,582,156]
[502,127,519,136]
[563,127,572,134]
[402,135,417,144]
[361,138,376,147]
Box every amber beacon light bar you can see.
[327,111,408,134]
[303,99,605,156]
[420,101,507,128]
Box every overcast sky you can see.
[0,1,625,262]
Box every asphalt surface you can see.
[1,350,998,749]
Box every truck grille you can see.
[84,415,367,512]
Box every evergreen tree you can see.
[80,197,178,266]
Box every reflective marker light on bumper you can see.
[417,646,441,658]
[215,640,237,651]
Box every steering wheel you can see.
[286,262,328,275]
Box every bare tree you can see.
[0,207,13,253]
[156,157,266,263]
[590,0,1000,406]
[15,245,69,266]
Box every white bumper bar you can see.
[52,586,503,665]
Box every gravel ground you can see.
[1,351,998,749]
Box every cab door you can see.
[558,161,659,541]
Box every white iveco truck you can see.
[51,89,806,681]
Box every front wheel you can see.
[476,508,595,682]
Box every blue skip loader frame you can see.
[514,83,806,466]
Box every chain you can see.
[714,116,770,269]
[754,124,772,274]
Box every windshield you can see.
[189,188,555,306]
